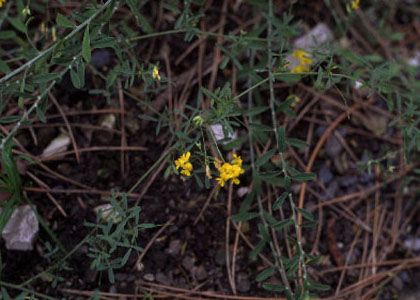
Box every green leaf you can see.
[286,138,307,149]
[56,13,75,28]
[0,59,10,73]
[82,26,91,63]
[256,267,275,282]
[262,283,285,292]
[307,280,330,292]
[259,173,286,187]
[31,73,61,84]
[293,172,316,182]
[298,208,315,222]
[256,149,276,168]
[232,211,259,222]
[277,126,286,152]
[249,239,266,260]
[271,218,292,230]
[272,192,288,209]
[8,17,27,33]
[70,68,82,89]
[0,31,16,40]
[243,106,269,116]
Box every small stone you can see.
[156,272,171,285]
[237,187,249,198]
[143,273,155,282]
[325,135,342,157]
[392,275,404,291]
[402,238,420,251]
[236,272,250,293]
[167,239,182,256]
[293,23,334,52]
[182,256,195,271]
[210,124,237,144]
[41,133,70,159]
[193,265,208,281]
[1,205,39,251]
[215,249,225,266]
[319,165,333,184]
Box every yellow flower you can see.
[290,49,313,74]
[152,65,161,81]
[351,0,360,10]
[0,0,5,8]
[215,154,245,187]
[175,152,193,177]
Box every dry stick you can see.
[133,216,175,271]
[226,182,236,294]
[315,166,411,208]
[24,187,140,198]
[37,146,148,161]
[231,220,241,295]
[0,125,93,191]
[62,286,283,300]
[140,282,286,300]
[335,227,362,295]
[206,0,228,108]
[321,257,420,275]
[231,221,274,267]
[48,92,80,164]
[297,100,370,280]
[117,80,128,178]
[16,122,122,134]
[26,171,67,217]
[193,187,217,225]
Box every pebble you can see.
[182,256,196,271]
[319,165,333,184]
[167,239,182,256]
[143,273,155,282]
[236,272,251,293]
[193,265,208,281]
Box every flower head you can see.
[0,0,5,8]
[290,49,313,74]
[215,154,245,187]
[351,0,360,10]
[175,152,193,177]
[152,65,161,81]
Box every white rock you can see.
[210,124,237,144]
[293,23,334,52]
[407,51,420,67]
[94,204,122,223]
[403,238,420,251]
[100,114,116,130]
[237,187,249,198]
[1,205,39,251]
[41,133,70,158]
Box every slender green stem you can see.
[0,0,114,84]
[0,281,56,300]
[266,0,294,295]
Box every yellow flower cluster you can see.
[0,0,5,8]
[214,154,245,187]
[351,0,360,10]
[290,49,313,74]
[152,66,161,81]
[174,152,193,176]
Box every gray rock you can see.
[319,165,333,184]
[1,205,39,251]
[193,265,208,281]
[236,272,250,293]
[167,239,182,256]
